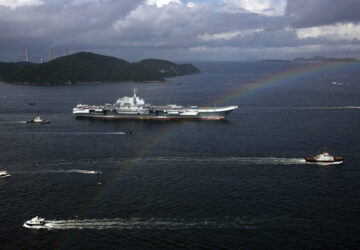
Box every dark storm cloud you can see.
[109,3,283,49]
[287,0,360,28]
[0,0,144,60]
[0,0,359,61]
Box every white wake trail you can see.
[25,217,260,230]
[0,121,27,124]
[144,157,307,165]
[238,106,360,111]
[18,132,128,135]
[43,169,101,174]
[299,106,360,110]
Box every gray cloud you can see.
[0,0,359,62]
[286,0,360,28]
[0,0,143,61]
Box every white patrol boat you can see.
[305,146,344,164]
[23,216,46,228]
[0,171,11,178]
[73,89,237,120]
[26,116,50,124]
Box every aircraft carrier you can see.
[73,90,237,120]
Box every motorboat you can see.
[26,116,50,124]
[0,171,11,178]
[23,216,46,228]
[305,146,343,163]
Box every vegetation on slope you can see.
[134,59,200,77]
[0,52,200,85]
[0,62,33,80]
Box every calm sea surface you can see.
[0,62,360,249]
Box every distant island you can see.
[0,52,200,85]
[258,56,359,63]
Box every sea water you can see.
[0,62,359,249]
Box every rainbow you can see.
[208,61,359,106]
[53,121,184,249]
[80,61,358,211]
[79,122,184,216]
[54,60,359,249]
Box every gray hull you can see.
[74,110,231,120]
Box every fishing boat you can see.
[305,146,343,163]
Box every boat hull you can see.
[305,157,344,163]
[73,109,235,120]
[23,223,46,229]
[26,120,50,124]
[74,114,226,120]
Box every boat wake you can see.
[143,157,343,166]
[12,132,130,135]
[0,121,27,124]
[298,106,360,110]
[43,169,101,174]
[26,217,261,230]
[54,132,129,135]
[143,157,307,165]
[239,106,360,111]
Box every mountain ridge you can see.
[0,52,200,85]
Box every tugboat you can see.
[23,216,46,228]
[0,170,11,178]
[305,146,344,164]
[26,116,50,124]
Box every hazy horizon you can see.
[3,51,360,64]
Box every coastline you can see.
[0,79,169,86]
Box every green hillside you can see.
[0,62,33,79]
[0,52,200,85]
[134,59,200,77]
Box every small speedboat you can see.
[26,116,50,124]
[305,146,343,164]
[0,171,11,178]
[94,170,103,174]
[23,216,46,228]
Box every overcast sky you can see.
[1,0,359,62]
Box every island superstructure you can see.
[73,89,237,120]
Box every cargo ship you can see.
[73,90,237,120]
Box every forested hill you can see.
[134,59,200,77]
[0,52,200,85]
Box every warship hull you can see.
[73,90,237,120]
[74,108,235,120]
